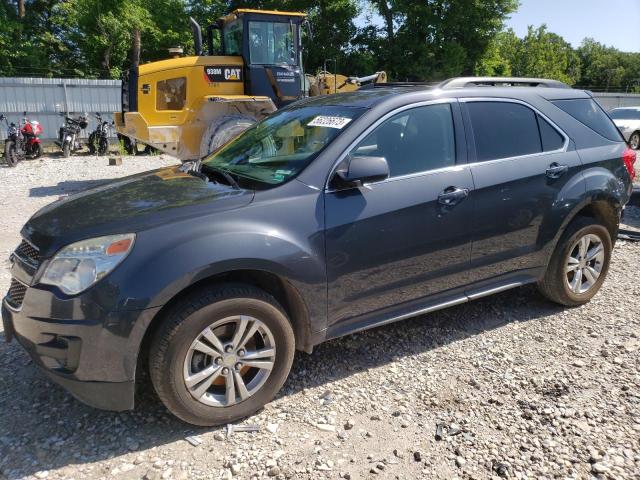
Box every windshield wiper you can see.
[201,164,241,190]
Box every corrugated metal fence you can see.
[592,92,640,111]
[0,77,121,142]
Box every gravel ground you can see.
[0,154,639,480]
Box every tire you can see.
[4,141,18,167]
[62,141,71,158]
[98,137,108,155]
[30,142,42,159]
[199,115,257,158]
[87,132,96,154]
[538,217,612,306]
[630,131,640,150]
[149,284,295,426]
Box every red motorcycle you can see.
[1,112,43,167]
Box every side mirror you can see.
[335,155,389,187]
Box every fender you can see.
[542,165,628,266]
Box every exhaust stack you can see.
[189,17,203,56]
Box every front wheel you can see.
[4,141,18,167]
[30,142,42,159]
[62,141,71,158]
[149,284,295,426]
[98,137,108,155]
[538,218,612,306]
[630,131,640,150]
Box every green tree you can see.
[512,25,580,85]
[364,0,519,81]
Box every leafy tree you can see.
[513,25,581,85]
[476,25,581,86]
[364,0,519,80]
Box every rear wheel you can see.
[538,217,612,306]
[630,131,640,150]
[4,141,18,167]
[149,284,295,426]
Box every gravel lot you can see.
[0,154,639,480]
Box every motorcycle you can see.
[56,113,88,157]
[87,113,112,155]
[1,113,43,167]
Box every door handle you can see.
[438,187,469,206]
[546,163,569,179]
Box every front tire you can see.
[538,217,612,306]
[30,142,42,159]
[149,284,295,426]
[199,115,257,158]
[62,141,71,158]
[98,137,108,155]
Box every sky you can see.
[355,0,640,52]
[506,0,640,52]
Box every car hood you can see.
[22,166,254,256]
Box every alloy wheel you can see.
[565,233,605,294]
[183,315,276,407]
[630,133,639,150]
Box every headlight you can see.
[40,234,135,295]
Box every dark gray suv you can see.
[3,77,636,425]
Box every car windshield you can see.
[609,109,640,120]
[202,104,365,189]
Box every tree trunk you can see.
[375,0,394,43]
[131,28,141,68]
[18,0,25,18]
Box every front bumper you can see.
[2,288,161,411]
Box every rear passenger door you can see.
[461,99,582,283]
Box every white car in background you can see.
[609,107,640,149]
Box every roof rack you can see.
[436,77,570,89]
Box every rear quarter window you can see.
[552,99,623,142]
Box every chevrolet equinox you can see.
[3,77,635,426]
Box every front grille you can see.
[14,240,41,267]
[6,278,27,309]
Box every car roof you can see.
[294,84,592,110]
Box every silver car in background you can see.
[609,107,640,149]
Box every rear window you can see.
[467,101,541,161]
[552,99,623,142]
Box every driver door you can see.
[324,101,474,330]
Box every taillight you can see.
[623,147,636,181]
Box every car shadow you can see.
[0,285,564,478]
[29,180,111,198]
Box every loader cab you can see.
[218,9,306,107]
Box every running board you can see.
[326,278,532,340]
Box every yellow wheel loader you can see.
[114,9,386,161]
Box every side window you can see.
[467,101,541,161]
[537,115,565,151]
[552,98,623,142]
[156,77,186,111]
[350,103,455,177]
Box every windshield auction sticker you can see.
[307,116,352,129]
